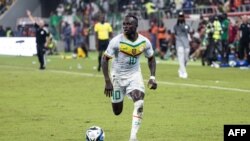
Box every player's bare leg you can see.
[112,101,123,115]
[129,90,145,141]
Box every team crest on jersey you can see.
[119,41,146,56]
[132,49,137,55]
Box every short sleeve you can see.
[104,37,117,58]
[108,23,113,32]
[94,23,98,32]
[144,38,154,58]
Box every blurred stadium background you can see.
[1,0,250,62]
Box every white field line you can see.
[1,65,250,93]
[156,81,250,93]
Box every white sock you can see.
[130,100,144,139]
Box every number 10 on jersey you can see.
[129,57,137,65]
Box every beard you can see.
[179,19,185,23]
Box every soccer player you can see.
[102,14,157,141]
[94,14,113,72]
[26,10,49,70]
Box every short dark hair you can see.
[125,14,138,26]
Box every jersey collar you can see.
[123,33,139,42]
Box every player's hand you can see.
[104,80,113,97]
[148,78,157,90]
[26,10,31,16]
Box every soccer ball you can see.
[86,126,105,141]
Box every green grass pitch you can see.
[0,52,250,141]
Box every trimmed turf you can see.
[0,53,250,141]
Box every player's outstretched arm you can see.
[26,10,36,24]
[102,55,113,97]
[147,56,157,90]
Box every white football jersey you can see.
[104,33,154,78]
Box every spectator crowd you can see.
[0,0,249,67]
[0,0,14,15]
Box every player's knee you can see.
[130,90,145,101]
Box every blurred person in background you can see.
[72,22,87,58]
[148,20,158,51]
[56,3,64,17]
[237,15,250,64]
[220,13,230,65]
[166,30,176,60]
[157,21,168,59]
[46,34,58,55]
[204,16,216,66]
[82,22,90,50]
[144,0,157,20]
[182,0,194,14]
[165,0,176,18]
[5,27,14,37]
[26,10,49,70]
[228,19,238,46]
[61,21,72,52]
[94,14,113,72]
[175,0,184,12]
[212,15,222,66]
[49,11,62,41]
[189,27,202,61]
[0,1,5,14]
[189,25,206,63]
[174,11,192,79]
[14,25,23,37]
[0,25,5,37]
